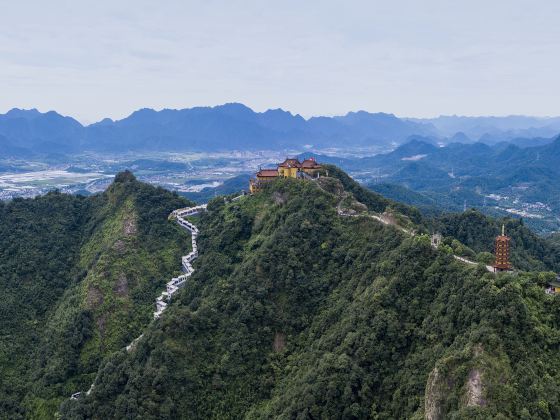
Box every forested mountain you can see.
[338,137,560,233]
[0,172,191,418]
[430,209,560,272]
[56,171,560,419]
[2,168,560,418]
[349,136,560,176]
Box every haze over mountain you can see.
[0,104,436,155]
[365,136,560,189]
[332,136,560,233]
[2,104,560,156]
[413,115,560,143]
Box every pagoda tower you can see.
[493,225,511,272]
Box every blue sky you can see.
[1,0,559,123]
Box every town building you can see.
[249,157,322,193]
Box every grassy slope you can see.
[63,177,560,419]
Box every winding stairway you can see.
[71,204,207,400]
[154,204,207,318]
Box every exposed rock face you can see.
[380,212,397,226]
[123,216,137,236]
[112,239,126,253]
[465,369,484,407]
[273,332,286,352]
[272,191,288,205]
[465,344,486,408]
[86,286,104,309]
[424,344,489,419]
[113,273,129,297]
[424,367,446,420]
[97,313,107,342]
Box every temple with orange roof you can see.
[249,157,322,193]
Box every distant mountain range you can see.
[353,136,560,178]
[0,104,436,156]
[314,136,560,233]
[410,115,560,143]
[2,103,559,156]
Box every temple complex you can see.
[493,225,512,272]
[249,157,322,193]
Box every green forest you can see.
[0,171,191,418]
[2,169,560,419]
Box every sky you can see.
[1,0,559,123]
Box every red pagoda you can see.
[493,225,511,272]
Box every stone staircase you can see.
[153,204,207,318]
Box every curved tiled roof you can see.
[257,169,279,177]
[301,158,321,168]
[278,158,301,168]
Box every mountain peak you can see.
[128,108,157,118]
[212,102,256,118]
[215,102,252,111]
[450,131,471,143]
[5,108,42,119]
[342,110,398,120]
[262,108,293,116]
[392,138,438,156]
[113,170,137,184]
[92,117,115,126]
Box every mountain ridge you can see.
[2,104,559,155]
[59,171,560,419]
[1,168,560,418]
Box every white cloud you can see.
[1,0,559,122]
